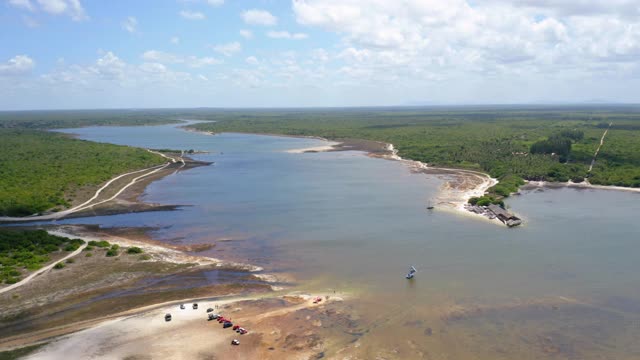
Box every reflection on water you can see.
[52,122,640,359]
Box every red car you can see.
[232,325,241,331]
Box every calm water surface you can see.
[53,123,640,359]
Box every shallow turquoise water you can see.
[52,122,640,358]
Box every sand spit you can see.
[49,225,262,271]
[285,142,341,153]
[19,292,345,360]
[376,144,503,225]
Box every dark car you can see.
[193,303,198,310]
[180,304,185,310]
[165,314,172,322]
[223,321,233,328]
[206,308,214,313]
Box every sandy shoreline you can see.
[523,180,640,193]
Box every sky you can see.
[1,0,640,110]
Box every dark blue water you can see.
[51,122,640,359]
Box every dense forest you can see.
[186,106,640,198]
[0,129,165,216]
[0,109,206,129]
[0,229,84,284]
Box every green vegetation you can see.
[139,254,152,261]
[85,252,93,257]
[0,229,83,284]
[53,262,65,269]
[188,106,640,198]
[0,109,196,130]
[106,248,119,257]
[0,129,165,216]
[127,246,143,254]
[88,240,111,248]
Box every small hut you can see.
[487,204,522,227]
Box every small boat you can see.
[426,201,434,210]
[406,266,417,279]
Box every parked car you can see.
[231,339,240,346]
[206,308,214,313]
[192,303,198,310]
[180,304,185,310]
[223,321,233,328]
[232,325,240,331]
[165,314,172,321]
[208,313,216,321]
[238,328,248,335]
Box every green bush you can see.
[63,244,78,251]
[89,240,111,248]
[65,258,75,264]
[127,247,143,254]
[106,249,119,257]
[110,244,120,251]
[53,262,65,269]
[139,254,152,261]
[85,252,93,257]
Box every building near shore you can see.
[487,204,522,227]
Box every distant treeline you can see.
[186,106,640,195]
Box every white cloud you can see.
[212,42,241,56]
[9,0,87,20]
[94,51,126,79]
[121,16,137,33]
[142,50,222,67]
[292,0,640,83]
[267,31,308,40]
[9,0,34,11]
[198,74,209,81]
[41,51,195,88]
[37,0,87,21]
[140,62,167,74]
[180,10,205,20]
[241,9,277,26]
[245,56,259,65]
[239,29,253,39]
[206,0,223,6]
[170,36,180,44]
[0,55,35,76]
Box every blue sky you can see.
[1,0,640,109]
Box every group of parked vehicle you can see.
[163,303,248,346]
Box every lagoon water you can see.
[55,123,640,359]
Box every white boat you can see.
[406,266,417,279]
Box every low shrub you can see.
[127,247,143,254]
